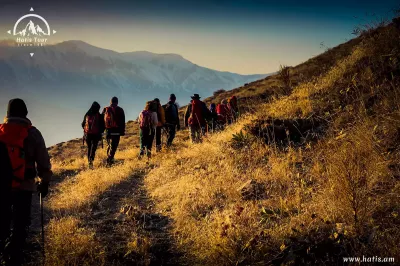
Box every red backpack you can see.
[188,99,206,126]
[139,110,153,130]
[104,107,118,129]
[84,113,100,135]
[217,104,228,121]
[0,123,30,189]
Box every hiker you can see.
[153,98,166,152]
[184,94,210,143]
[228,95,239,122]
[216,99,229,128]
[209,103,218,133]
[163,94,180,147]
[82,101,105,169]
[102,97,125,166]
[138,101,158,159]
[0,99,52,265]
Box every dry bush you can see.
[45,217,105,266]
[318,124,391,235]
[213,89,226,96]
[278,65,292,95]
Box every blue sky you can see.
[0,0,398,73]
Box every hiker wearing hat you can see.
[0,99,52,264]
[102,97,125,166]
[163,94,181,147]
[153,98,166,152]
[184,94,210,143]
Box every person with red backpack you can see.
[0,99,52,265]
[184,94,210,143]
[102,97,125,166]
[82,101,105,169]
[216,99,230,128]
[138,101,158,159]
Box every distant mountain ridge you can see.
[0,40,269,145]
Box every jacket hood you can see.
[3,116,32,126]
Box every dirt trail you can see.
[26,162,183,265]
[84,169,181,265]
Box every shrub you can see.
[213,89,226,96]
[278,65,292,94]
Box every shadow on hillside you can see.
[246,118,326,147]
[83,171,182,266]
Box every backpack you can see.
[163,103,178,124]
[0,123,30,189]
[84,113,100,135]
[104,107,118,129]
[217,104,228,121]
[139,110,153,130]
[150,101,158,113]
[228,96,238,113]
[188,100,206,126]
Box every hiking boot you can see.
[88,161,94,169]
[147,151,152,159]
[106,157,114,166]
[156,145,162,153]
[138,150,144,160]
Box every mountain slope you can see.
[32,19,400,265]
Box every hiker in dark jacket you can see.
[82,101,105,169]
[209,103,218,133]
[153,98,166,152]
[184,94,210,143]
[228,95,239,122]
[102,97,125,166]
[163,94,180,147]
[0,99,52,265]
[138,101,158,159]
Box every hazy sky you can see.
[0,0,398,74]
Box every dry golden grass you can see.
[49,160,142,211]
[42,21,400,265]
[45,217,105,266]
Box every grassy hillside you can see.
[29,19,400,265]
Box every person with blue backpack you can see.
[138,101,158,159]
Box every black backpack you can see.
[0,142,13,204]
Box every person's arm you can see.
[120,107,126,135]
[184,105,191,127]
[160,105,166,125]
[81,114,87,129]
[152,112,158,128]
[32,128,52,184]
[202,102,211,121]
[175,104,181,130]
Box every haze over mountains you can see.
[0,40,268,145]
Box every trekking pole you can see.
[40,192,45,265]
